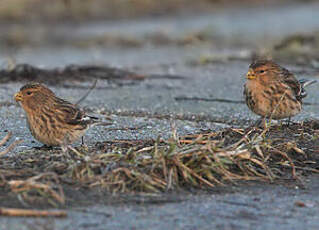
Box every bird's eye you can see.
[26,91,32,95]
[259,70,265,74]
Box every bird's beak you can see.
[246,69,256,80]
[14,92,23,102]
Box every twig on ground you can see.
[75,79,98,105]
[0,207,67,217]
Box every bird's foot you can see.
[285,117,292,127]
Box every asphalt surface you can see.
[1,60,318,152]
[0,2,319,230]
[2,176,319,230]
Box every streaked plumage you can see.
[15,83,98,147]
[244,60,316,120]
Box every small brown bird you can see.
[244,60,316,122]
[14,83,98,149]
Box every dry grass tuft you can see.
[0,120,318,207]
[0,132,22,156]
[8,173,65,207]
[69,120,319,192]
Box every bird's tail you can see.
[299,79,317,88]
[298,79,317,99]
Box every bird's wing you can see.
[278,68,302,100]
[54,98,98,127]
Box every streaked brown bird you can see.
[14,83,98,149]
[244,60,316,123]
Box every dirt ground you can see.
[0,1,319,229]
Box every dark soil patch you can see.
[0,64,145,85]
[0,64,187,87]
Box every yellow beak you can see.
[14,92,23,102]
[246,69,256,80]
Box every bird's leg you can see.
[281,117,291,127]
[81,136,88,147]
[262,117,268,130]
[80,136,88,151]
[254,117,266,129]
[254,118,262,127]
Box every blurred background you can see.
[0,0,319,69]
